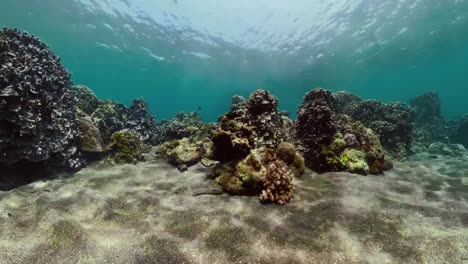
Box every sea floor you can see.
[1,153,468,264]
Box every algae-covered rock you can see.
[108,130,146,164]
[161,138,205,168]
[341,149,369,175]
[292,152,306,177]
[212,151,266,194]
[277,142,305,177]
[276,142,296,164]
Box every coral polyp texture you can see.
[0,28,84,174]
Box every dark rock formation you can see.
[0,28,84,182]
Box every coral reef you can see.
[91,99,128,144]
[212,150,266,194]
[259,160,294,204]
[210,116,255,162]
[81,93,165,146]
[295,88,390,175]
[108,130,146,164]
[410,92,448,148]
[295,88,337,172]
[159,112,205,141]
[448,115,468,148]
[410,91,441,122]
[427,142,466,157]
[126,98,165,145]
[73,85,100,116]
[0,28,84,173]
[335,95,415,159]
[208,90,304,202]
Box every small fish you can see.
[197,106,202,111]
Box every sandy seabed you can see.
[1,153,468,264]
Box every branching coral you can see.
[259,160,294,204]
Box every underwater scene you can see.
[1,0,468,263]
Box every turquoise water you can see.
[1,0,467,121]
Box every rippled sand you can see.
[1,154,468,264]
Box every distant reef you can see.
[1,28,467,200]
